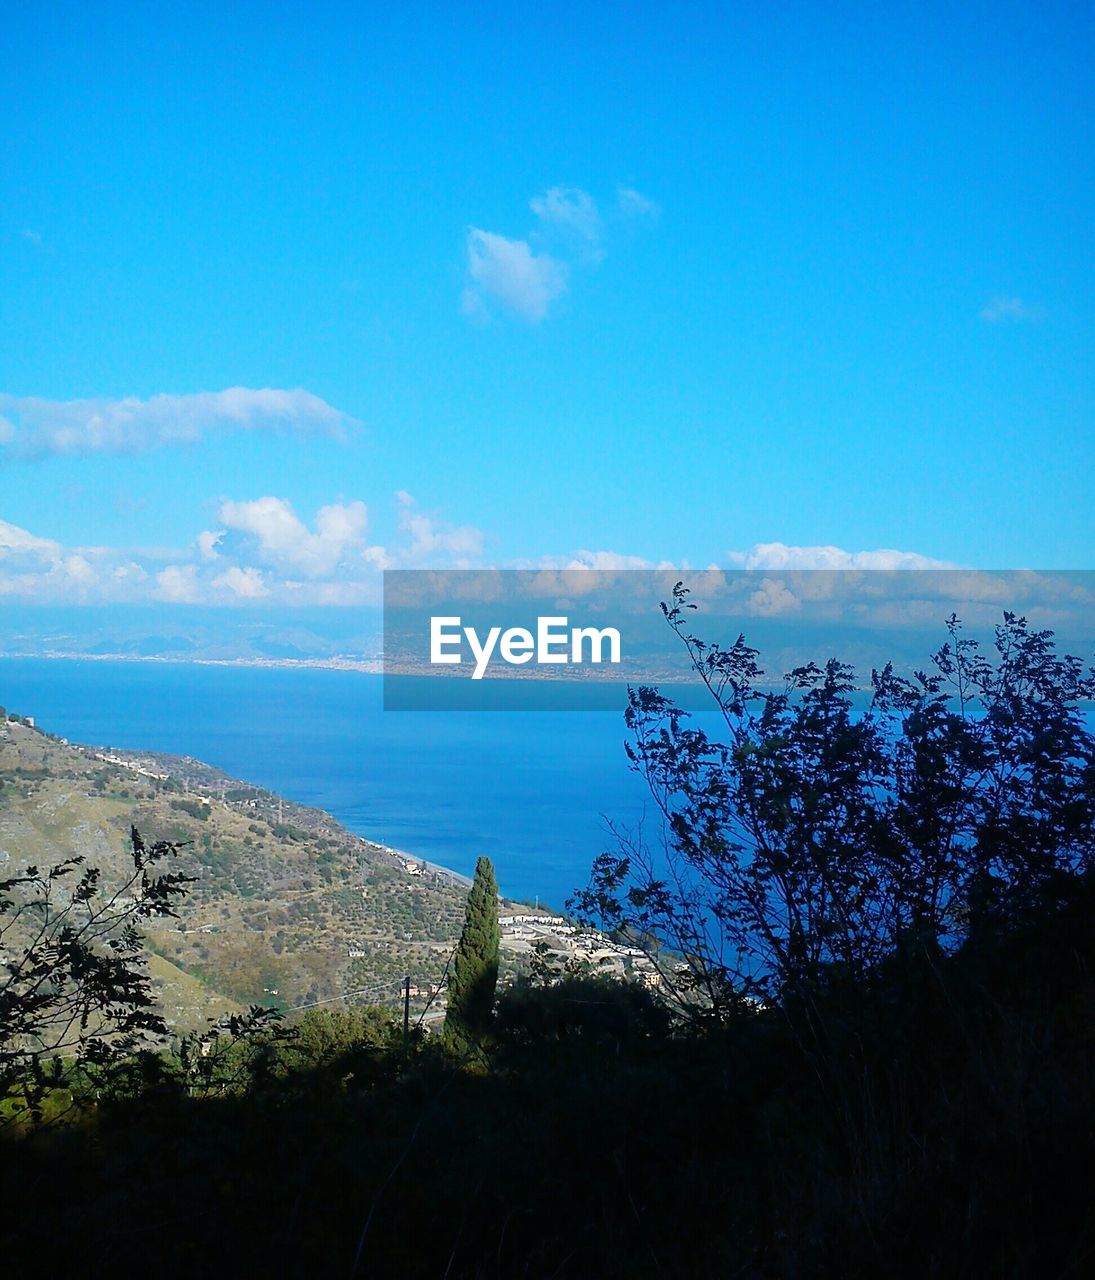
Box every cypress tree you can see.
[444,855,500,1046]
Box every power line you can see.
[278,982,398,1016]
[279,945,459,1024]
[414,945,457,1031]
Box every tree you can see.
[0,826,194,1121]
[443,856,500,1048]
[572,586,1095,1023]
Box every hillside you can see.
[0,711,473,1024]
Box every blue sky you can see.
[1,1,1092,610]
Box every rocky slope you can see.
[0,712,471,1026]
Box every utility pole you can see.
[402,975,411,1061]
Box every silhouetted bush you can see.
[1,610,1092,1276]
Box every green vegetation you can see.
[0,827,193,1121]
[0,609,1092,1277]
[0,718,470,1015]
[169,796,210,820]
[575,599,1095,1020]
[443,854,499,1050]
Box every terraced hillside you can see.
[0,711,475,1025]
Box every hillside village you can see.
[0,710,658,1030]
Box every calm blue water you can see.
[5,659,1091,909]
[0,659,661,908]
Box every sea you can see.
[5,657,1092,911]
[0,658,677,910]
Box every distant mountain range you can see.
[0,604,384,665]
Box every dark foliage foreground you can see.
[1,875,1092,1279]
[2,609,1093,1277]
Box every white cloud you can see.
[464,229,568,322]
[396,491,485,567]
[530,186,603,258]
[0,519,106,601]
[0,518,61,563]
[62,554,98,587]
[617,187,659,218]
[463,182,658,321]
[510,548,683,574]
[1,505,1091,643]
[111,561,148,586]
[728,542,955,571]
[747,577,801,617]
[154,565,200,604]
[980,296,1044,324]
[0,488,492,607]
[215,497,371,578]
[560,550,664,571]
[0,387,356,461]
[211,565,270,599]
[197,529,224,562]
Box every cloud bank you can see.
[0,510,1003,618]
[0,388,356,461]
[727,542,955,571]
[0,492,488,607]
